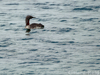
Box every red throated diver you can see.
[25,15,44,32]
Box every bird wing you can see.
[30,23,44,29]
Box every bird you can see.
[25,15,44,32]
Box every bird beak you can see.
[32,17,36,18]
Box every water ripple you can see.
[58,28,73,33]
[96,45,100,47]
[5,3,19,5]
[80,18,98,22]
[21,38,33,40]
[0,24,6,27]
[29,49,38,51]
[33,3,47,5]
[0,57,4,59]
[45,40,59,43]
[49,3,60,6]
[19,61,40,64]
[60,20,67,22]
[41,6,53,9]
[0,13,7,16]
[73,7,93,11]
[0,38,13,47]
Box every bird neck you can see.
[26,19,30,26]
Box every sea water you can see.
[0,0,100,75]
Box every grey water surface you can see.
[0,0,100,75]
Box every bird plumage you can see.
[25,15,44,32]
[30,23,44,29]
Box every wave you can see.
[73,7,93,11]
[80,18,98,22]
[73,5,100,11]
[58,28,73,33]
[5,3,19,5]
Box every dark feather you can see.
[30,23,44,29]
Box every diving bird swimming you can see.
[25,15,44,32]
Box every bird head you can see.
[26,15,35,20]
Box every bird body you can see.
[25,15,44,32]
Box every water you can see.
[0,0,100,75]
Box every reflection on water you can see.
[25,33,30,36]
